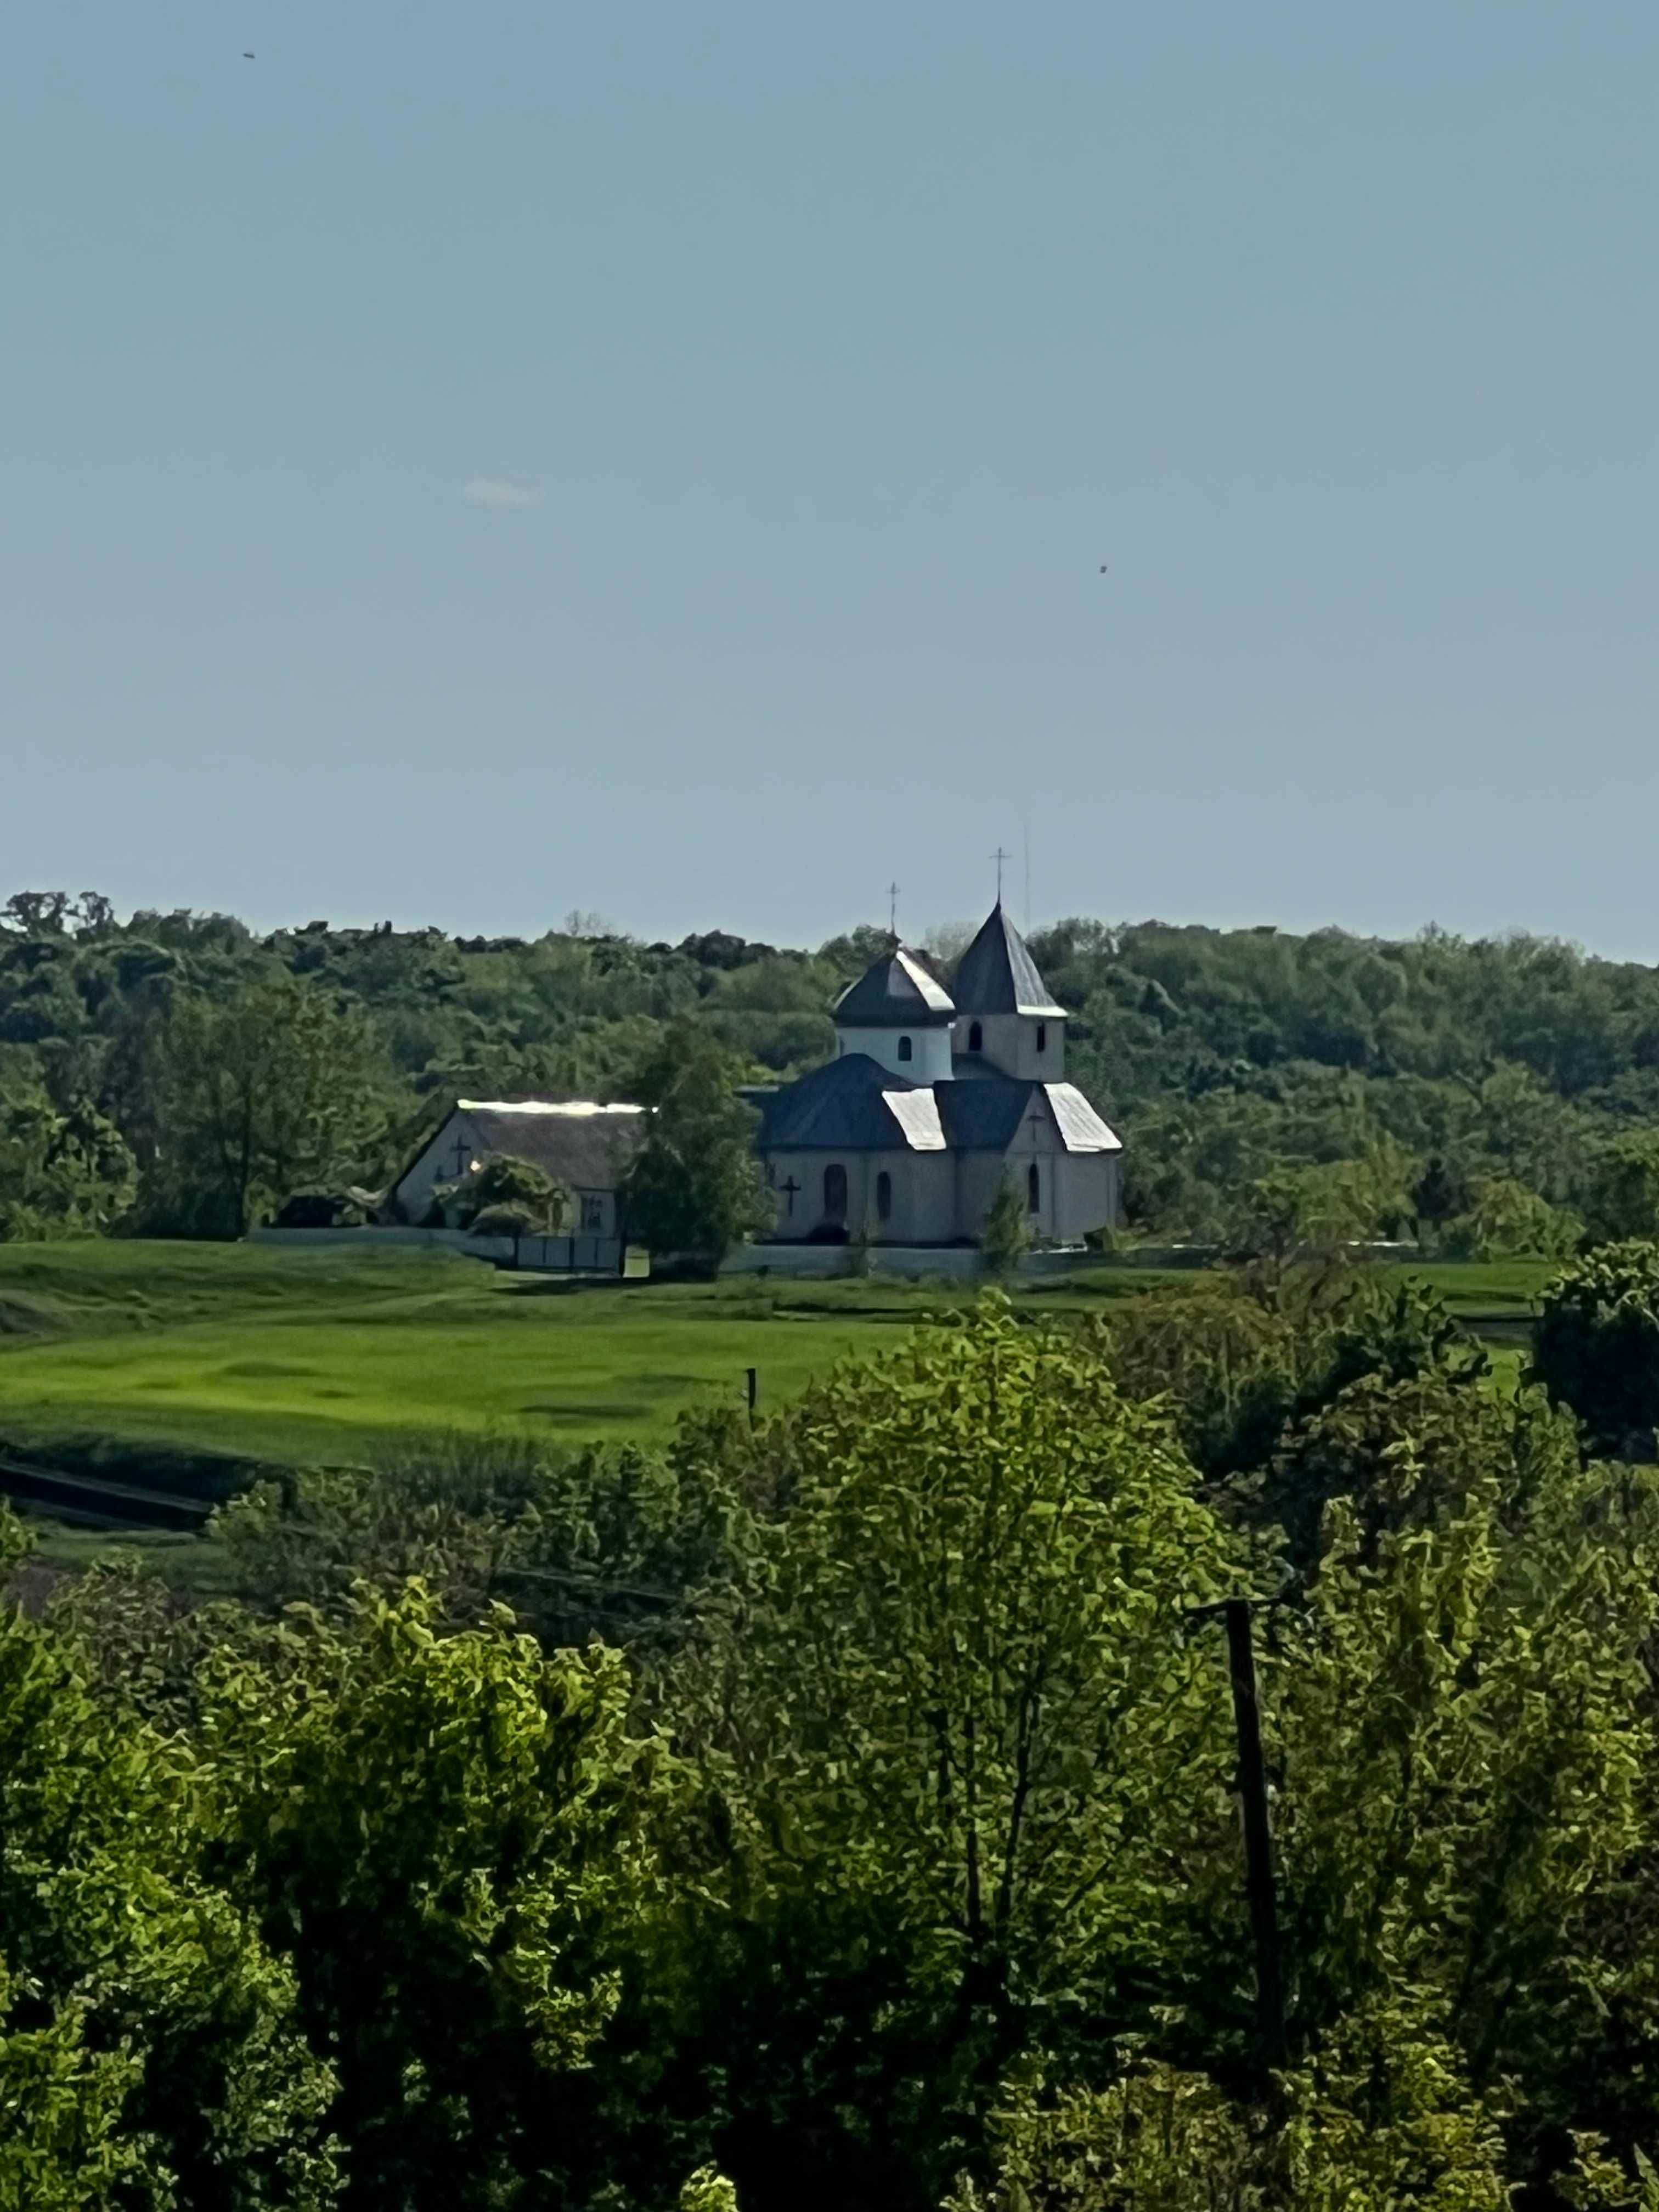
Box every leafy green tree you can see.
[158,977,394,1235]
[1532,1241,1659,1456]
[1273,1396,1659,2183]
[1412,1151,1475,1248]
[0,1511,341,2209]
[195,1582,658,2212]
[0,1093,136,1239]
[951,2012,1513,2212]
[656,1301,1242,2206]
[1440,1174,1581,1260]
[1582,1131,1659,1247]
[622,1021,767,1267]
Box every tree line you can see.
[10,889,1659,1248]
[16,1254,1659,2208]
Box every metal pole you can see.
[1223,1598,1285,2074]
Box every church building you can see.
[753,903,1122,1247]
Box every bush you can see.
[1532,1240,1659,1457]
[978,1179,1030,1276]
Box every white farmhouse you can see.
[391,1099,646,1237]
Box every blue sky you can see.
[4,2,1656,952]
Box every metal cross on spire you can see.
[991,847,1012,902]
[888,881,900,937]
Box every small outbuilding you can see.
[391,1099,647,1235]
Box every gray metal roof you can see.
[832,945,956,1029]
[755,1062,1121,1159]
[934,1077,1034,1151]
[754,1056,944,1152]
[951,904,1067,1018]
[460,1103,649,1188]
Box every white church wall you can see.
[396,1111,488,1221]
[833,1024,955,1084]
[761,1148,956,1244]
[953,1012,1065,1081]
[1052,1151,1120,1242]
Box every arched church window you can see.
[968,1021,983,1053]
[1027,1163,1041,1214]
[876,1171,892,1222]
[1036,1023,1047,1054]
[823,1164,848,1220]
[897,1034,913,1062]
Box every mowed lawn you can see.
[0,1240,1556,1470]
[0,1243,934,1463]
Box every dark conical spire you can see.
[952,904,1066,1017]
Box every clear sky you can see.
[4,3,1656,954]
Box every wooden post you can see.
[745,1367,758,1421]
[1223,1598,1285,2074]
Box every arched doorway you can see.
[1027,1162,1041,1215]
[823,1163,848,1222]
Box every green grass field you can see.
[0,1239,1554,1467]
[0,1240,1556,1583]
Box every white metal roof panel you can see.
[1043,1084,1123,1154]
[882,1088,949,1150]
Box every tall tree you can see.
[622,1020,768,1267]
[0,1511,340,2209]
[195,1583,656,2212]
[655,1301,1243,2208]
[158,977,393,1235]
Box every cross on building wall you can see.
[444,1134,473,1178]
[779,1174,802,1218]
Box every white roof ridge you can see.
[458,1098,645,1116]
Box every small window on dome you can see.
[968,1021,983,1053]
[897,1034,913,1062]
[1036,1023,1047,1053]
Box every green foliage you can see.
[213,1420,752,1647]
[0,1510,341,2209]
[196,1583,656,2212]
[1100,1264,1486,1489]
[1438,1173,1582,1260]
[0,1092,136,1241]
[623,1021,768,1265]
[656,1301,1242,2203]
[978,1176,1030,1273]
[156,977,395,1235]
[13,889,1659,1250]
[438,1152,572,1235]
[1582,1131,1659,1248]
[952,2015,1512,2212]
[1533,1241,1659,1456]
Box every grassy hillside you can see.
[0,1240,1550,1466]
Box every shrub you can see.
[1532,1240,1659,1457]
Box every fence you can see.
[247,1225,624,1275]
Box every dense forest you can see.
[7,888,1659,1250]
[16,1259,1659,2208]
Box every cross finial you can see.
[888,880,900,937]
[991,847,1011,902]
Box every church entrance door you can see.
[822,1163,848,1223]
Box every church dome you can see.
[832,945,956,1029]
